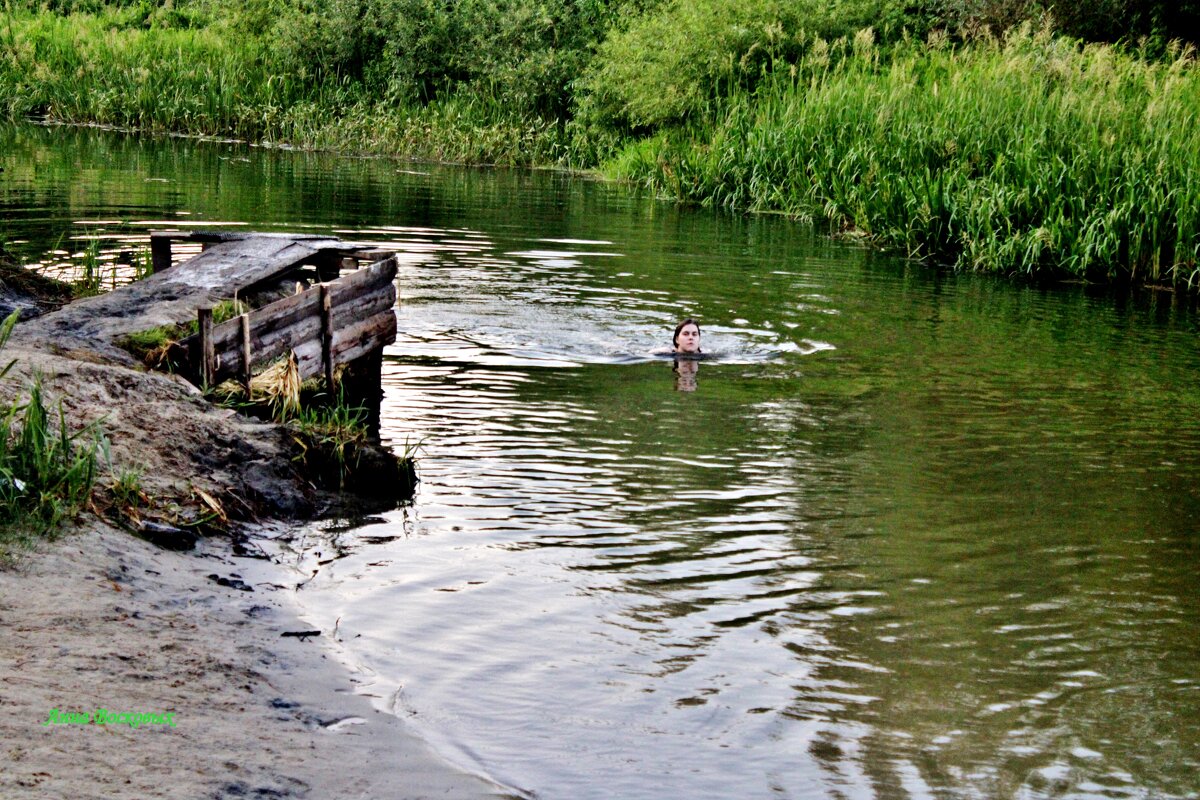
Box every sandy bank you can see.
[0,247,513,799]
[0,519,512,799]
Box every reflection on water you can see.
[5,122,1200,800]
[672,357,699,392]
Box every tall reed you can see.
[612,27,1200,287]
[0,8,571,165]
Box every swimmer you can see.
[673,318,701,355]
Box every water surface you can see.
[4,123,1199,800]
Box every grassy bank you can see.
[0,1,590,166]
[0,7,572,164]
[610,28,1200,287]
[2,3,1199,287]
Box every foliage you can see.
[71,236,105,296]
[574,0,916,134]
[0,311,101,546]
[205,354,372,488]
[611,26,1200,286]
[286,391,369,489]
[117,323,184,367]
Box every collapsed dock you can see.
[19,231,399,395]
[5,231,408,530]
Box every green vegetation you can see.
[286,395,369,489]
[611,27,1200,286]
[117,298,247,368]
[0,311,101,550]
[205,353,377,488]
[117,324,178,366]
[2,0,1200,287]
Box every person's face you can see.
[675,323,700,353]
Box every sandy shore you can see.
[0,241,520,799]
[0,520,513,800]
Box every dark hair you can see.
[673,318,700,349]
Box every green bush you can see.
[573,0,946,138]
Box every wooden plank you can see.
[205,256,396,355]
[328,256,398,300]
[291,309,397,381]
[210,289,321,355]
[19,232,397,359]
[239,315,252,395]
[200,281,394,381]
[180,256,397,384]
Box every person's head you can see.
[673,319,701,353]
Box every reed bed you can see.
[0,12,306,138]
[0,9,568,164]
[612,27,1200,287]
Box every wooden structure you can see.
[180,255,396,388]
[153,232,397,389]
[20,230,400,397]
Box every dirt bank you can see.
[0,259,511,797]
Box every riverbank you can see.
[0,251,513,797]
[3,6,1199,290]
[0,518,512,799]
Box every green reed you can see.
[0,10,315,139]
[0,312,101,548]
[612,27,1200,287]
[0,8,570,165]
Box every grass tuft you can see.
[0,310,102,551]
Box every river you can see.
[4,123,1199,800]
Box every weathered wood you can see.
[204,257,396,357]
[19,232,396,356]
[177,256,397,385]
[320,284,334,388]
[198,307,215,386]
[239,314,252,396]
[150,233,172,273]
[292,309,397,381]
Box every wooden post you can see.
[150,234,172,273]
[239,314,252,397]
[342,351,384,438]
[319,284,334,389]
[198,307,215,387]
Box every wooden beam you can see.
[175,256,398,385]
[240,314,252,396]
[320,284,334,389]
[291,309,397,381]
